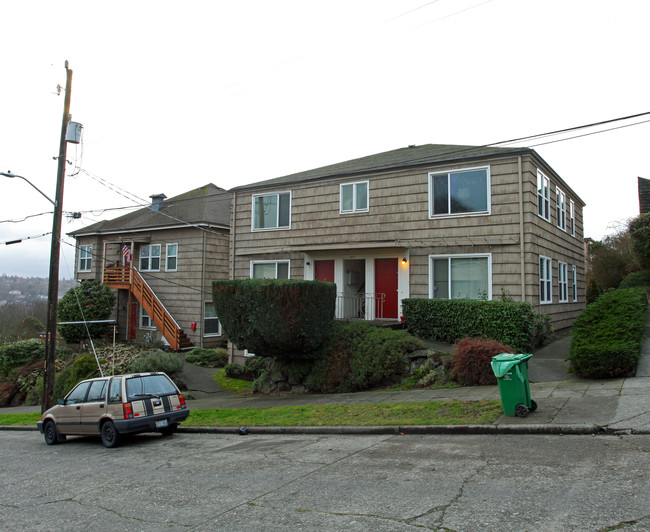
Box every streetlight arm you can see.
[1,171,56,205]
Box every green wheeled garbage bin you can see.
[491,353,537,417]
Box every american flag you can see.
[121,243,131,262]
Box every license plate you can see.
[155,419,168,429]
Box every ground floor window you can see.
[204,302,221,337]
[140,305,154,328]
[429,254,491,300]
[250,260,290,279]
[558,261,568,303]
[539,256,552,304]
[572,264,578,302]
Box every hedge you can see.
[212,279,336,361]
[402,298,536,352]
[568,287,647,378]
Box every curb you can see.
[4,424,648,436]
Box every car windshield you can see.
[126,375,177,401]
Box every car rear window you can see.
[126,374,177,400]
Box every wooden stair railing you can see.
[103,266,192,350]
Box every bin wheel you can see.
[515,404,529,418]
[530,400,538,412]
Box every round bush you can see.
[451,337,513,386]
[54,354,101,400]
[129,349,183,380]
[185,347,228,367]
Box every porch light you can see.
[401,258,408,265]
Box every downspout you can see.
[230,191,237,280]
[518,156,525,302]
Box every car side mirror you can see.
[57,399,66,406]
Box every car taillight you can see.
[123,402,133,419]
[178,394,186,408]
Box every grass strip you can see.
[214,369,253,394]
[0,401,502,428]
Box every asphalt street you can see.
[2,430,649,531]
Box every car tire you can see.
[44,420,64,445]
[100,420,120,448]
[160,423,178,437]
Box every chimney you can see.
[150,193,167,212]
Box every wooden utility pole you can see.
[42,61,72,413]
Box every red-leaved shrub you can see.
[451,337,513,386]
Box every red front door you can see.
[375,258,398,319]
[315,260,335,283]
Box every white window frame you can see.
[558,261,568,303]
[572,264,578,302]
[250,260,291,279]
[140,305,155,329]
[539,255,553,304]
[251,191,291,231]
[428,166,491,219]
[166,243,178,272]
[569,200,576,237]
[340,181,369,214]
[203,301,221,337]
[140,244,161,272]
[537,170,551,222]
[428,253,492,300]
[556,187,567,231]
[78,244,92,272]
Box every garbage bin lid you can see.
[491,353,532,378]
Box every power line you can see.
[0,211,53,224]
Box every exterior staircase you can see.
[103,266,193,350]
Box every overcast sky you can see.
[1,0,649,278]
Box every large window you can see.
[556,187,567,231]
[252,191,291,230]
[166,243,178,271]
[429,167,490,217]
[78,245,92,272]
[537,170,551,222]
[539,256,552,304]
[558,261,568,303]
[429,254,491,300]
[251,261,290,279]
[340,181,369,213]
[140,244,161,271]
[204,302,221,337]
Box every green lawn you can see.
[0,400,501,428]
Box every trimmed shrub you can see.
[212,279,336,361]
[57,280,116,344]
[619,269,650,290]
[402,298,535,352]
[224,357,266,381]
[130,349,183,381]
[305,321,424,393]
[451,337,513,386]
[54,354,101,400]
[568,287,647,378]
[185,347,228,367]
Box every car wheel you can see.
[100,420,120,448]
[160,423,178,437]
[44,420,63,445]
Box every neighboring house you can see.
[638,176,650,214]
[69,184,231,349]
[229,144,586,360]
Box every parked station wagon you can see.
[37,372,189,448]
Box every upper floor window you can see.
[78,245,92,272]
[569,200,576,237]
[140,244,161,271]
[166,243,178,271]
[539,255,552,304]
[429,254,491,300]
[251,260,290,279]
[537,170,551,222]
[340,181,369,214]
[556,187,567,231]
[429,167,490,218]
[252,191,291,230]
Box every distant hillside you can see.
[0,275,78,305]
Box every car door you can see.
[56,381,91,434]
[79,379,108,434]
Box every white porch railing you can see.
[335,292,385,320]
